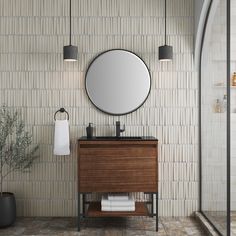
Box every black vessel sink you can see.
[95,136,142,140]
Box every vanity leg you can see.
[156,192,158,232]
[151,193,153,217]
[78,192,80,231]
[82,194,86,218]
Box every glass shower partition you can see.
[200,0,230,235]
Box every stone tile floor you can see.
[232,212,236,236]
[200,211,236,235]
[0,217,207,236]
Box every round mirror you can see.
[85,49,151,115]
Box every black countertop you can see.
[78,136,158,141]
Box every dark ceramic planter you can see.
[0,192,16,227]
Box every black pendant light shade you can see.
[159,44,173,61]
[159,0,173,61]
[63,45,78,61]
[63,0,78,61]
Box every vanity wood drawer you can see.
[78,140,158,193]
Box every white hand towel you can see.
[53,119,70,155]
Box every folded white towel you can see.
[108,193,129,201]
[101,206,135,212]
[53,119,70,156]
[102,201,135,207]
[102,195,134,207]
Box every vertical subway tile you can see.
[0,0,197,217]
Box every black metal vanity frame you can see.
[77,192,158,231]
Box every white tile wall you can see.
[0,0,198,217]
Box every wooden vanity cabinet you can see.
[77,137,158,231]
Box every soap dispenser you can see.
[222,94,227,113]
[214,99,222,113]
[86,123,94,139]
[232,72,236,86]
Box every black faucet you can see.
[116,121,125,137]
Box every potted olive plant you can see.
[0,106,38,227]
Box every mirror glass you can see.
[85,49,151,115]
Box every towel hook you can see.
[54,108,69,121]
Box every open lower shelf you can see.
[87,202,149,217]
